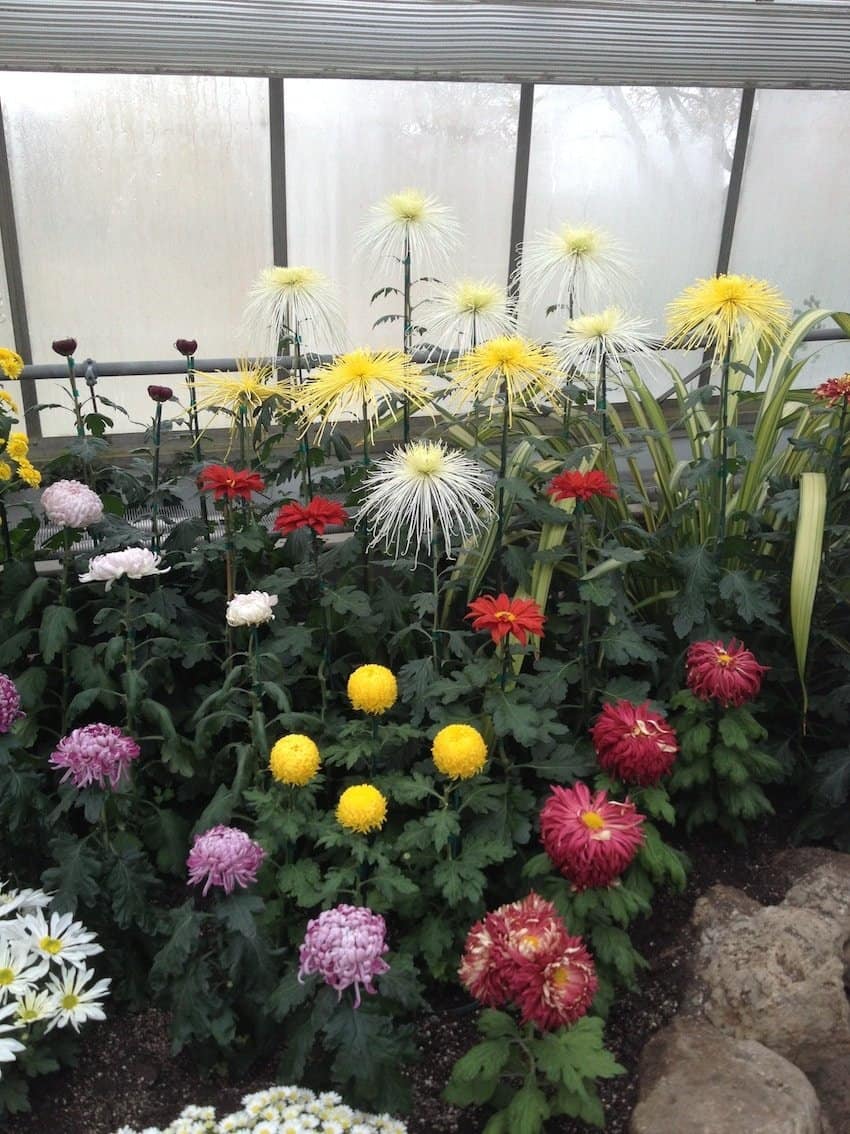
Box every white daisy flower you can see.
[0,939,49,999]
[519,221,633,317]
[18,909,103,968]
[321,1123,344,1134]
[425,278,515,348]
[280,1121,303,1134]
[0,1002,25,1074]
[356,187,460,270]
[253,1122,279,1134]
[0,883,51,921]
[14,988,54,1025]
[44,965,110,1032]
[357,440,494,563]
[555,306,657,406]
[243,265,345,357]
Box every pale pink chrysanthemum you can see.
[41,479,103,528]
[590,700,679,786]
[298,904,390,1007]
[186,826,265,896]
[686,638,768,708]
[0,674,24,734]
[540,782,645,890]
[49,723,140,790]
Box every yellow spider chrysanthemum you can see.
[5,432,28,462]
[432,724,488,780]
[0,348,24,381]
[666,274,790,359]
[269,734,321,786]
[0,461,11,482]
[191,359,288,416]
[0,390,19,415]
[293,349,429,440]
[453,335,560,423]
[15,458,40,488]
[347,664,398,715]
[336,783,388,834]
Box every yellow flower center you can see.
[60,993,80,1011]
[0,967,14,986]
[494,610,516,623]
[18,1007,39,1022]
[630,719,652,737]
[570,308,621,338]
[558,226,600,257]
[387,189,427,222]
[581,810,606,832]
[551,964,571,988]
[716,651,734,667]
[405,444,445,476]
[39,936,63,955]
[268,265,321,289]
[454,281,500,313]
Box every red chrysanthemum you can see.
[466,593,546,646]
[459,893,597,1032]
[540,782,645,890]
[814,373,850,405]
[685,638,768,708]
[198,464,265,501]
[590,700,679,786]
[547,469,617,503]
[273,496,350,537]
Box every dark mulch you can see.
[6,820,790,1134]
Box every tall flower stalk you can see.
[51,339,85,439]
[175,339,210,534]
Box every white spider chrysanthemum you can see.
[44,965,110,1032]
[243,265,345,356]
[358,440,494,562]
[356,187,460,268]
[18,909,103,969]
[519,222,632,316]
[426,278,515,347]
[0,939,48,1000]
[556,307,656,405]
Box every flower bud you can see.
[52,338,77,357]
[84,359,98,388]
[174,338,198,357]
[147,384,173,403]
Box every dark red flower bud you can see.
[175,339,198,357]
[52,337,77,357]
[147,385,173,403]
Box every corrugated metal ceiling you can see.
[0,0,849,87]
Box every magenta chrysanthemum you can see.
[41,479,103,528]
[186,826,265,896]
[590,700,679,785]
[298,904,390,1007]
[49,723,140,790]
[0,674,24,734]
[540,782,645,890]
[686,638,768,708]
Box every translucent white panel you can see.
[0,229,12,349]
[520,86,740,341]
[284,79,519,350]
[731,90,850,327]
[0,72,272,436]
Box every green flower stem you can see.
[0,498,12,563]
[402,232,412,444]
[369,715,380,778]
[150,402,163,554]
[292,329,315,501]
[123,579,137,735]
[59,527,72,732]
[312,531,332,715]
[576,500,591,717]
[362,399,372,595]
[238,403,249,470]
[495,380,510,592]
[248,626,268,786]
[431,538,441,672]
[185,354,211,538]
[499,643,511,692]
[65,355,85,438]
[828,395,848,513]
[716,339,733,559]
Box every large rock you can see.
[630,1019,827,1134]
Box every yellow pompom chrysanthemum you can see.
[336,784,388,834]
[0,461,11,482]
[432,723,488,780]
[5,432,28,461]
[0,390,19,414]
[0,348,24,381]
[666,273,790,359]
[15,459,40,488]
[269,734,321,786]
[347,664,398,715]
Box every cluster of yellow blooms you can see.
[0,430,40,487]
[266,665,489,836]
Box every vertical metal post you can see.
[268,77,288,266]
[507,82,535,301]
[0,93,40,437]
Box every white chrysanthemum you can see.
[356,187,460,269]
[18,909,103,969]
[556,306,656,405]
[425,278,515,347]
[243,265,345,356]
[78,547,170,591]
[14,988,54,1025]
[225,591,279,628]
[358,440,494,563]
[0,939,48,999]
[0,882,51,921]
[44,965,110,1032]
[41,479,104,528]
[0,1002,25,1072]
[519,222,632,316]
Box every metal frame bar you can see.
[0,92,40,437]
[268,77,288,266]
[507,82,534,299]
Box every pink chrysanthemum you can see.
[590,700,679,785]
[814,373,850,405]
[540,782,645,890]
[685,638,768,708]
[186,826,265,896]
[49,723,140,790]
[0,674,24,734]
[459,893,597,1032]
[41,479,104,528]
[298,904,390,1007]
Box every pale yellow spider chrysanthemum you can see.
[519,223,632,315]
[426,278,515,347]
[0,389,19,415]
[453,335,560,423]
[666,274,791,359]
[191,359,288,416]
[556,306,656,405]
[356,187,460,268]
[242,264,345,356]
[292,348,429,439]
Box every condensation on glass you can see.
[0,72,272,435]
[283,79,520,353]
